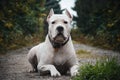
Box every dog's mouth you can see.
[53,33,66,43]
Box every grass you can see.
[76,49,103,59]
[0,33,43,54]
[72,40,79,44]
[71,29,120,52]
[72,58,120,80]
[7,34,42,50]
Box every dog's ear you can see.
[65,9,73,21]
[47,9,54,22]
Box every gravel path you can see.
[0,44,119,80]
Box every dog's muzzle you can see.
[53,26,66,43]
[48,26,69,48]
[53,33,66,43]
[48,34,69,48]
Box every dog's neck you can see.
[48,35,69,49]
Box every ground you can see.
[0,44,119,80]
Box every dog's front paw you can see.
[51,70,61,77]
[70,65,79,77]
[70,70,79,77]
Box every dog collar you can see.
[48,35,69,48]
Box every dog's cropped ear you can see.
[65,9,73,21]
[47,9,54,22]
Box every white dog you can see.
[27,9,79,77]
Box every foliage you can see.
[45,0,62,14]
[0,0,46,52]
[72,58,120,80]
[73,0,120,51]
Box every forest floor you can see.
[0,43,120,80]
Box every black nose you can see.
[57,26,64,32]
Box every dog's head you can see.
[47,9,73,43]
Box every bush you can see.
[73,0,120,51]
[72,58,120,80]
[0,0,46,52]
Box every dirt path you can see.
[0,44,119,80]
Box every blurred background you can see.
[0,0,120,53]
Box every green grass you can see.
[77,50,91,54]
[0,33,43,54]
[72,58,120,80]
[76,50,103,59]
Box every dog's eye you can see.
[64,21,68,24]
[52,21,55,24]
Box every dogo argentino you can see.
[27,9,79,77]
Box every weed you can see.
[72,58,120,80]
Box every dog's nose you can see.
[57,26,64,32]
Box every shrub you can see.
[0,0,45,52]
[72,58,120,80]
[73,0,120,51]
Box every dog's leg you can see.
[70,64,79,77]
[37,64,61,77]
[28,48,38,72]
[28,54,38,72]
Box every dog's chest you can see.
[53,52,67,66]
[52,51,70,74]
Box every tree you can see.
[45,0,62,14]
[73,0,120,51]
[0,0,45,51]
